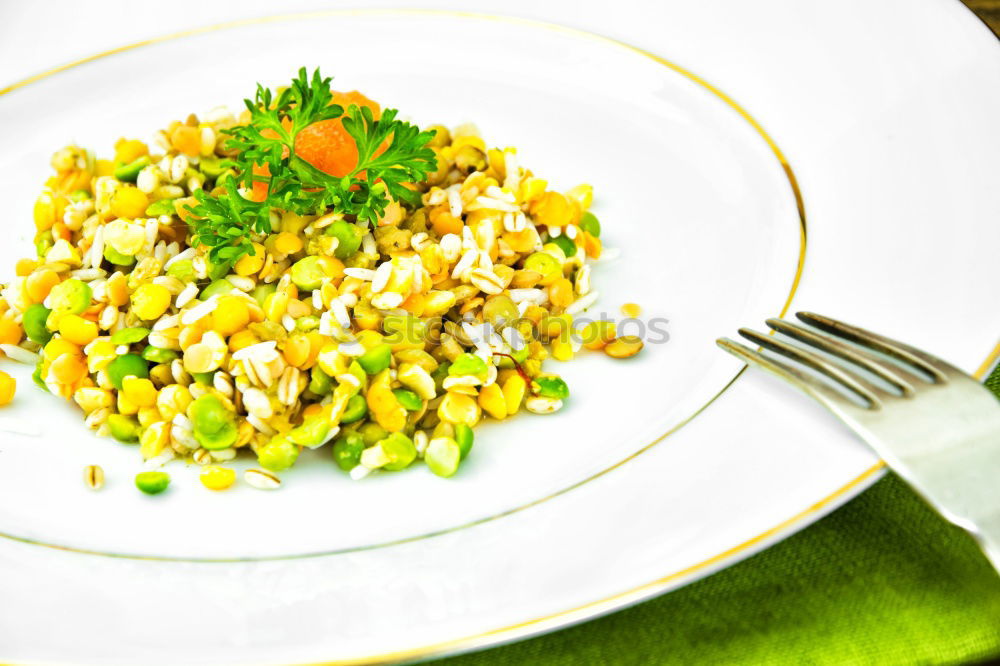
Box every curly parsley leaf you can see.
[184,67,437,268]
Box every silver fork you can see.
[717,312,1000,571]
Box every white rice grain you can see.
[231,340,277,362]
[565,290,600,315]
[329,298,351,329]
[164,247,196,269]
[0,345,39,364]
[344,267,376,281]
[175,283,199,309]
[180,297,218,325]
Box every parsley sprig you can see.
[187,67,437,267]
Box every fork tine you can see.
[737,328,883,407]
[795,312,949,382]
[765,318,917,396]
[716,337,871,412]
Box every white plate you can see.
[0,5,998,664]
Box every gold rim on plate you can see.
[0,9,807,563]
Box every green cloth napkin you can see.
[440,363,1000,665]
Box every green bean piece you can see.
[198,156,229,178]
[32,363,49,392]
[425,436,461,477]
[358,343,392,375]
[103,244,136,266]
[106,354,149,390]
[455,424,474,460]
[191,371,215,385]
[325,220,364,259]
[295,315,320,332]
[340,394,368,423]
[113,156,151,183]
[257,435,300,472]
[165,259,195,281]
[448,353,487,377]
[379,432,417,471]
[108,413,140,443]
[290,256,327,291]
[199,279,234,300]
[392,389,423,411]
[580,211,601,238]
[251,283,277,306]
[308,367,332,396]
[551,234,577,258]
[358,422,389,447]
[135,470,170,495]
[533,376,570,400]
[145,198,178,217]
[189,394,238,451]
[22,304,53,344]
[431,362,450,391]
[141,345,179,364]
[332,432,366,471]
[111,327,151,345]
[48,279,92,314]
[286,416,331,449]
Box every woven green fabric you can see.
[441,363,1000,665]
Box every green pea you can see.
[379,432,417,471]
[332,432,365,471]
[111,327,151,345]
[358,422,389,446]
[551,234,577,258]
[257,435,299,472]
[431,362,450,390]
[308,367,332,396]
[287,416,331,449]
[251,283,277,306]
[135,470,170,495]
[32,363,49,392]
[103,244,135,266]
[341,394,368,423]
[455,424,474,460]
[496,346,529,369]
[295,315,320,332]
[107,414,140,443]
[191,371,215,385]
[145,198,178,217]
[34,233,53,258]
[580,211,601,238]
[113,156,150,183]
[23,304,53,344]
[392,389,423,411]
[200,279,235,300]
[425,436,461,477]
[207,260,229,281]
[189,394,230,436]
[196,425,237,451]
[107,354,149,389]
[165,259,195,281]
[449,353,487,377]
[289,256,327,291]
[533,376,569,400]
[347,361,367,391]
[358,343,392,375]
[69,189,92,203]
[141,345,179,364]
[198,157,229,178]
[48,279,92,315]
[326,220,364,260]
